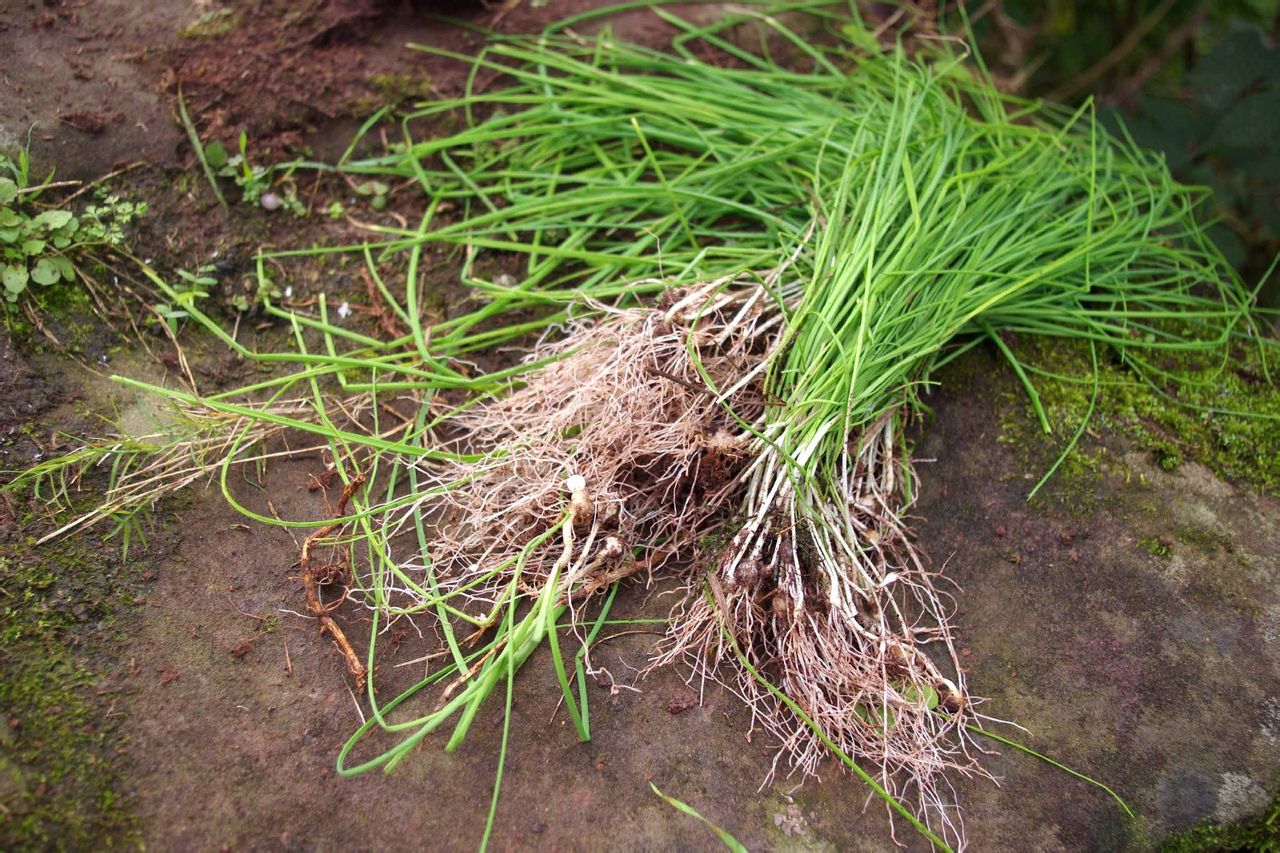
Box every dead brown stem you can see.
[299,471,368,689]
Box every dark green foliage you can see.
[1114,23,1280,300]
[963,2,1280,302]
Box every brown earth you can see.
[2,1,1278,851]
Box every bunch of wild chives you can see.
[55,4,1271,848]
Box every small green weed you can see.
[352,179,388,211]
[179,6,239,39]
[0,152,145,305]
[177,89,305,216]
[203,132,305,216]
[152,264,215,334]
[1140,537,1172,558]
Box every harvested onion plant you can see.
[36,4,1275,849]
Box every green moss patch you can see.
[0,535,145,848]
[1161,779,1279,852]
[994,334,1280,500]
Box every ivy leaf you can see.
[0,208,20,227]
[1187,25,1275,106]
[0,178,17,205]
[49,255,75,281]
[1120,96,1198,171]
[0,227,18,244]
[30,257,61,286]
[33,210,74,230]
[21,238,46,256]
[1210,87,1280,160]
[2,264,29,295]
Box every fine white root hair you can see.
[388,278,775,616]
[653,410,984,848]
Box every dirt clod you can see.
[666,691,697,715]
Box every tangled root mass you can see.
[376,277,978,840]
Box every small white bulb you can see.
[565,474,586,492]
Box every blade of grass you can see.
[650,783,749,853]
[964,723,1134,820]
[176,87,227,208]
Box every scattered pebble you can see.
[260,192,282,211]
[773,804,811,839]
